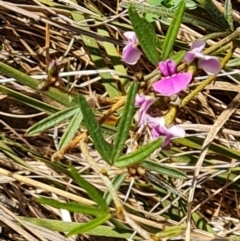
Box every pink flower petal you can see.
[122,44,142,65]
[183,39,206,64]
[152,72,192,96]
[159,59,177,76]
[145,115,185,146]
[191,39,205,52]
[198,56,221,75]
[167,125,185,138]
[123,31,137,43]
[135,94,154,126]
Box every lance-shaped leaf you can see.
[111,82,138,163]
[78,94,112,163]
[27,107,78,135]
[128,6,161,65]
[224,0,234,31]
[58,108,83,149]
[161,0,186,60]
[114,138,164,168]
[142,160,187,179]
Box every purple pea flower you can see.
[135,94,154,127]
[135,94,185,146]
[152,59,193,96]
[183,39,221,75]
[146,114,185,146]
[122,32,142,65]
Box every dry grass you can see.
[0,0,240,241]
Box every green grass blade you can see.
[58,108,83,149]
[69,167,109,211]
[224,0,234,31]
[142,160,187,179]
[27,107,78,136]
[161,0,185,60]
[128,6,161,65]
[71,11,120,97]
[174,136,240,159]
[0,62,77,107]
[78,94,112,163]
[112,82,138,163]
[0,140,30,168]
[37,198,106,216]
[67,213,111,236]
[115,138,164,168]
[0,85,59,114]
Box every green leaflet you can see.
[78,94,112,163]
[58,108,83,149]
[161,0,186,60]
[115,138,164,168]
[142,160,187,179]
[27,107,78,136]
[111,82,138,163]
[128,6,161,65]
[224,0,234,31]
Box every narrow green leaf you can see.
[71,12,120,97]
[78,94,112,163]
[115,138,164,168]
[67,213,111,236]
[21,217,142,240]
[58,108,83,149]
[224,0,234,31]
[0,140,30,168]
[153,226,182,239]
[192,212,216,234]
[142,160,187,179]
[174,136,240,159]
[69,167,109,211]
[103,173,127,205]
[120,2,222,31]
[128,6,160,65]
[195,0,230,31]
[0,85,59,114]
[161,0,185,60]
[37,198,106,217]
[112,82,138,163]
[27,107,78,136]
[226,58,240,67]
